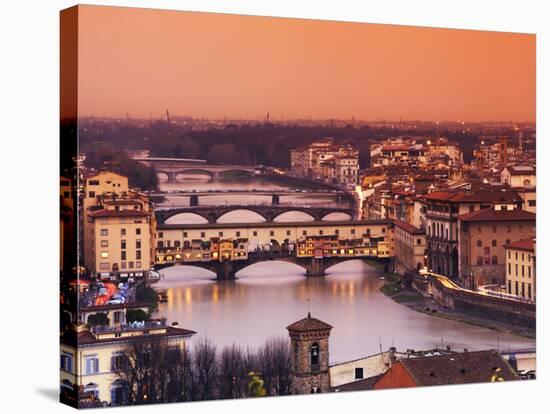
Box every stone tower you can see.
[286,312,333,394]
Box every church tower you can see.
[287,312,332,394]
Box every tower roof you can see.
[286,312,333,332]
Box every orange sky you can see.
[75,5,535,122]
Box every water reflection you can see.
[154,260,534,364]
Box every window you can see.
[355,367,364,380]
[121,240,126,249]
[84,356,99,375]
[100,251,109,259]
[100,229,108,237]
[136,239,141,249]
[121,228,126,236]
[100,240,108,247]
[61,353,73,372]
[136,250,141,260]
[111,353,125,372]
[136,228,141,235]
[310,343,320,367]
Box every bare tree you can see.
[192,337,218,400]
[256,336,292,396]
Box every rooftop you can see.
[504,238,535,252]
[395,350,518,386]
[457,207,535,222]
[287,312,333,332]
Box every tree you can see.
[192,337,218,400]
[126,309,150,323]
[86,312,109,327]
[256,336,292,396]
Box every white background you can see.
[0,0,548,412]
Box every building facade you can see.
[457,207,535,289]
[392,219,426,275]
[505,238,536,301]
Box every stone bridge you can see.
[155,252,390,280]
[156,205,357,224]
[134,157,256,183]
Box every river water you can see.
[153,175,535,364]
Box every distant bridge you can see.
[156,205,357,224]
[155,251,390,280]
[133,157,257,183]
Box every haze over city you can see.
[76,5,535,123]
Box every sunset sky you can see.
[76,5,535,122]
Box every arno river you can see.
[153,175,535,364]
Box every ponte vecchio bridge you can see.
[153,216,394,280]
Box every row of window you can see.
[507,280,534,300]
[99,261,142,270]
[508,263,533,278]
[101,228,142,237]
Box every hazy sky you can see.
[76,5,535,122]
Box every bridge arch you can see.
[272,209,316,222]
[175,168,215,178]
[235,258,308,277]
[216,209,268,223]
[164,212,210,225]
[320,211,353,221]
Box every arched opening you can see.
[310,343,320,367]
[165,212,209,225]
[321,212,353,221]
[273,210,315,222]
[216,209,267,223]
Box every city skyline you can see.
[76,6,535,123]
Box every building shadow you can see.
[36,388,59,403]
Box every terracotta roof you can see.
[88,209,149,218]
[423,190,521,204]
[332,375,383,392]
[396,350,519,386]
[504,238,535,252]
[286,313,333,332]
[392,219,425,235]
[77,326,196,345]
[457,207,535,222]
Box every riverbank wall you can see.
[412,273,536,329]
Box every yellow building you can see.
[392,219,427,275]
[82,171,155,280]
[61,317,195,406]
[505,238,536,301]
